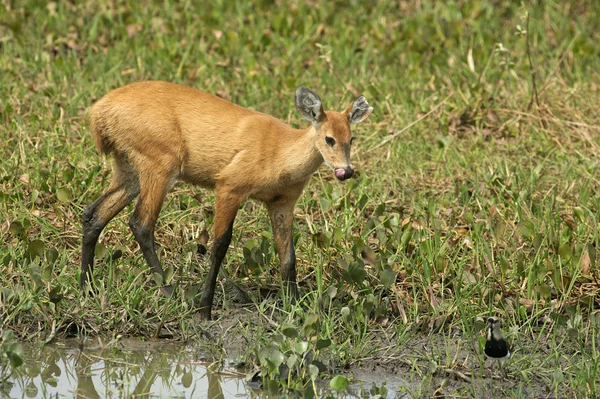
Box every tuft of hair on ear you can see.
[295,86,325,124]
[347,96,373,124]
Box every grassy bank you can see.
[1,0,600,397]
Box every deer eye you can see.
[350,137,356,145]
[325,136,335,147]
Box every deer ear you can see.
[345,96,373,124]
[295,86,325,125]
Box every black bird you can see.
[485,317,510,377]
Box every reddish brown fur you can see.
[83,81,372,318]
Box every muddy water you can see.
[5,338,405,398]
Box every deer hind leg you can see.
[81,157,139,292]
[128,170,175,296]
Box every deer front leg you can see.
[267,197,298,300]
[199,186,242,320]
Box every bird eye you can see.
[325,136,335,147]
[350,137,356,145]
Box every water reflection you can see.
[6,338,249,398]
[4,338,400,398]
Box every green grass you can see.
[1,0,600,397]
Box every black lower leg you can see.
[81,193,113,291]
[199,223,234,319]
[282,240,298,299]
[129,215,171,295]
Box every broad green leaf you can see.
[26,240,45,260]
[46,248,59,264]
[330,375,349,392]
[9,221,24,236]
[94,243,107,260]
[164,265,174,285]
[56,187,73,202]
[380,268,396,288]
[286,354,298,369]
[181,372,192,388]
[295,341,308,355]
[316,339,331,350]
[62,166,75,182]
[517,220,534,239]
[538,284,552,299]
[308,364,319,381]
[281,323,298,339]
[558,244,572,261]
[325,285,337,299]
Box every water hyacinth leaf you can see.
[62,165,75,182]
[380,267,396,288]
[399,225,413,250]
[278,364,289,381]
[473,318,486,333]
[46,247,59,264]
[31,189,39,205]
[312,232,329,248]
[94,242,107,260]
[308,364,319,381]
[281,323,298,339]
[26,239,45,260]
[153,272,164,286]
[164,265,174,285]
[499,256,509,273]
[341,307,350,317]
[6,342,24,368]
[312,359,327,372]
[56,187,73,202]
[361,246,376,265]
[558,244,572,261]
[517,220,535,240]
[357,194,368,210]
[349,263,366,285]
[319,197,331,211]
[28,263,43,288]
[9,221,24,237]
[478,335,487,351]
[553,369,564,385]
[332,227,343,244]
[303,385,315,399]
[287,354,298,369]
[21,299,34,311]
[42,264,53,281]
[181,372,193,388]
[265,379,279,396]
[184,285,197,301]
[304,313,319,329]
[49,286,63,304]
[346,178,358,191]
[325,285,337,299]
[2,254,12,267]
[268,349,284,370]
[330,375,349,392]
[295,341,309,355]
[537,284,552,299]
[316,338,331,350]
[271,333,285,344]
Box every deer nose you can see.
[335,167,354,181]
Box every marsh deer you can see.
[81,81,373,319]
